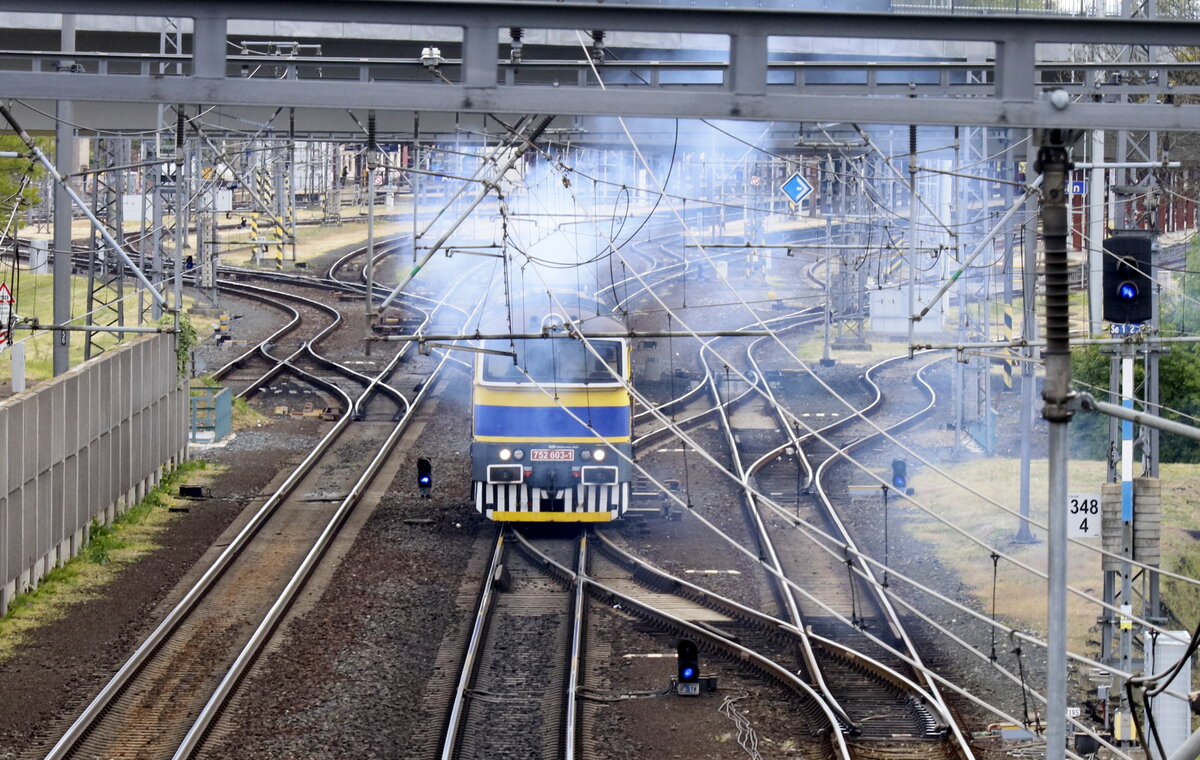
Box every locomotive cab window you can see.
[482,338,624,385]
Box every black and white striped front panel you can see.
[475,482,630,516]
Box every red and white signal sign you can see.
[0,282,13,347]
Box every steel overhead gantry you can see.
[0,2,1198,133]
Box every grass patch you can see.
[0,273,213,388]
[220,216,412,267]
[230,394,267,430]
[193,375,268,430]
[0,458,222,661]
[1158,471,1200,633]
[789,331,913,366]
[909,458,1200,655]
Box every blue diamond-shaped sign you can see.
[780,172,813,204]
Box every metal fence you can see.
[890,0,1119,15]
[0,333,187,616]
[189,386,232,443]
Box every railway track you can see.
[439,529,582,759]
[56,221,985,757]
[439,527,849,760]
[210,280,369,405]
[39,261,485,760]
[595,234,975,758]
[737,345,973,759]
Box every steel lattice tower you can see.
[84,137,129,360]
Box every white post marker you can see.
[0,281,13,349]
[1067,492,1101,538]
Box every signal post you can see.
[1098,231,1165,739]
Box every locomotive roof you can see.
[476,298,627,337]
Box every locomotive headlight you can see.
[581,450,592,460]
[499,448,512,461]
[513,449,524,460]
[593,448,607,462]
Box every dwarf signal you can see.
[417,457,432,497]
[676,639,700,696]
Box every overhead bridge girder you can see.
[0,1,1199,132]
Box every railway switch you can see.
[676,639,700,696]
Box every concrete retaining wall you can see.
[0,333,187,616]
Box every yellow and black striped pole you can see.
[248,211,259,263]
[256,163,283,268]
[273,214,284,270]
[252,165,269,265]
[284,167,295,262]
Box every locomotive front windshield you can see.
[482,338,623,385]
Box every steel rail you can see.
[439,530,508,760]
[741,341,970,746]
[304,340,410,414]
[509,530,852,760]
[215,280,353,400]
[322,245,459,420]
[41,266,452,760]
[741,316,836,489]
[591,530,948,719]
[808,352,975,759]
[699,337,859,734]
[607,231,835,450]
[239,270,428,414]
[209,271,388,392]
[632,312,821,448]
[209,291,301,381]
[740,321,882,514]
[565,535,587,760]
[43,376,359,760]
[173,301,463,758]
[632,358,757,449]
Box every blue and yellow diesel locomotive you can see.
[471,312,632,521]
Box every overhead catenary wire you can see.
[340,54,1200,758]
[0,104,166,308]
[499,121,1200,744]
[621,148,1200,602]
[377,115,554,312]
[558,45,1200,629]
[499,336,1121,759]
[523,294,1149,755]
[486,152,1143,749]
[350,48,1195,749]
[487,53,1194,652]
[509,180,1198,654]
[571,35,966,748]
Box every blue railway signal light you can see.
[677,639,700,695]
[1102,235,1152,324]
[417,457,432,496]
[891,459,907,490]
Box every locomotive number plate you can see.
[530,449,574,461]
